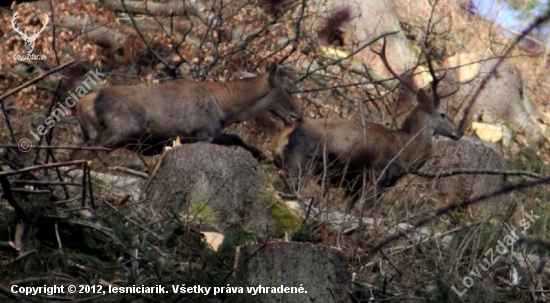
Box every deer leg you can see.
[376,161,403,189]
[87,133,113,166]
[79,124,91,142]
[342,172,366,211]
[279,136,321,194]
[72,122,100,160]
[211,133,267,161]
[284,151,312,194]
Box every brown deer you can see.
[72,65,302,161]
[270,89,462,208]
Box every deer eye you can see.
[440,113,445,118]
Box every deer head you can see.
[11,12,49,54]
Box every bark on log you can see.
[61,15,179,71]
[83,0,201,17]
[235,242,351,303]
[61,15,143,52]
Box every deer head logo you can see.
[11,11,49,54]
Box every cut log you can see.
[83,0,201,17]
[235,242,351,303]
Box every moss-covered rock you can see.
[146,143,278,234]
[264,183,302,235]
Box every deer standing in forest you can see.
[270,89,462,208]
[71,65,302,161]
[271,37,463,208]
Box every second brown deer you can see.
[270,89,462,208]
[72,65,302,161]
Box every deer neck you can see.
[214,74,271,126]
[398,110,435,169]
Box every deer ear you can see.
[416,89,434,108]
[268,64,280,86]
[269,64,278,76]
[269,64,290,87]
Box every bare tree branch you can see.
[459,9,550,130]
[0,60,76,102]
[0,160,86,177]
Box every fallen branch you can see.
[1,95,15,144]
[0,174,31,223]
[108,166,149,179]
[11,223,24,251]
[81,162,88,208]
[0,160,86,177]
[11,189,51,194]
[84,0,200,17]
[0,283,22,301]
[0,144,111,151]
[55,222,63,255]
[54,197,80,204]
[0,250,37,266]
[13,180,81,186]
[62,15,133,50]
[0,60,75,102]
[87,166,96,209]
[139,152,167,201]
[413,168,543,179]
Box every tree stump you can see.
[145,143,277,231]
[235,242,351,303]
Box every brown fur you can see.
[269,123,296,168]
[72,65,302,161]
[271,90,462,207]
[75,92,99,142]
